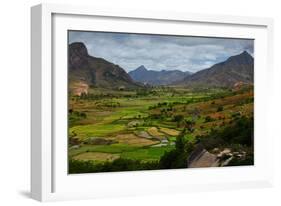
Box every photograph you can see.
[67,31,254,174]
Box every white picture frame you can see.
[31,3,274,202]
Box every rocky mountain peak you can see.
[135,65,147,72]
[226,50,253,65]
[69,42,89,57]
[68,42,140,92]
[178,51,254,87]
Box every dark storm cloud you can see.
[69,31,254,72]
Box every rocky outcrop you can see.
[68,42,141,95]
[187,145,247,168]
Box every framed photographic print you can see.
[31,3,274,201]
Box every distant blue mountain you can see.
[128,65,192,85]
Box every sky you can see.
[69,31,254,73]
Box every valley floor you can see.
[68,86,254,173]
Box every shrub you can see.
[205,116,214,122]
[173,114,184,122]
[217,106,224,112]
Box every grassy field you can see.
[68,86,254,172]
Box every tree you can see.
[159,130,189,169]
[173,114,184,127]
[184,120,195,132]
[176,131,186,151]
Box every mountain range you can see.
[68,42,254,95]
[128,65,192,85]
[68,42,140,95]
[178,51,254,87]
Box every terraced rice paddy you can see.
[68,87,253,170]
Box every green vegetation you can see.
[68,109,87,127]
[120,146,174,161]
[198,116,253,149]
[68,86,254,173]
[69,158,160,173]
[159,131,193,169]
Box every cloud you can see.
[69,31,254,72]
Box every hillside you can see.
[129,65,192,85]
[178,51,254,87]
[68,42,140,95]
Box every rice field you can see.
[69,86,253,167]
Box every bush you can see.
[173,114,184,122]
[204,116,214,122]
[217,106,223,112]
